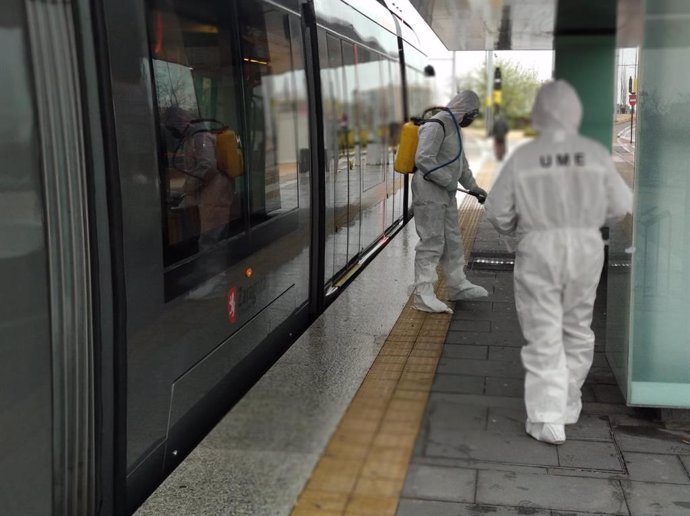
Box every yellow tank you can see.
[216,129,244,178]
[394,121,419,174]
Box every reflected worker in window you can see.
[163,106,235,250]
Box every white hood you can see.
[532,80,582,133]
[447,90,480,122]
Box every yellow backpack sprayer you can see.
[394,107,484,202]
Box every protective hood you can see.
[532,80,582,133]
[447,90,480,122]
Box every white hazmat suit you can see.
[485,80,632,444]
[412,90,488,314]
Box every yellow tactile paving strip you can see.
[291,163,495,516]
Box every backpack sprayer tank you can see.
[393,120,420,174]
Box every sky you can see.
[388,0,555,103]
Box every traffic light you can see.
[628,76,633,93]
[494,67,502,90]
[493,67,502,105]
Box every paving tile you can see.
[557,441,623,471]
[486,406,525,434]
[581,384,597,402]
[294,490,349,512]
[593,384,626,404]
[345,494,398,515]
[624,453,690,484]
[448,319,491,332]
[427,428,559,466]
[488,346,521,362]
[476,470,628,514]
[681,456,690,476]
[353,477,405,498]
[307,457,363,493]
[410,455,549,476]
[360,459,408,481]
[437,358,524,378]
[588,367,617,385]
[443,345,488,360]
[485,376,523,398]
[432,374,485,395]
[429,392,525,410]
[489,319,523,333]
[492,301,516,313]
[621,479,690,516]
[445,331,526,347]
[453,300,493,313]
[401,465,476,502]
[592,352,609,368]
[614,426,690,455]
[566,414,613,441]
[426,398,487,431]
[396,499,551,516]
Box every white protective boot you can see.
[449,279,489,301]
[413,284,453,314]
[525,421,566,445]
[565,398,582,425]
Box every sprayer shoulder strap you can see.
[423,118,446,138]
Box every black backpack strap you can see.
[423,118,446,138]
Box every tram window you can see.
[356,47,386,191]
[148,6,244,267]
[238,1,300,225]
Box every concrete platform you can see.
[136,135,690,516]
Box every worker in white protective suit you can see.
[412,90,489,313]
[484,80,632,444]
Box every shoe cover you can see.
[413,292,453,314]
[565,400,582,425]
[449,280,489,301]
[525,421,565,445]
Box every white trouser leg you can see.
[412,197,452,313]
[440,198,467,289]
[515,257,568,425]
[562,249,603,423]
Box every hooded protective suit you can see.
[412,90,488,313]
[484,80,632,444]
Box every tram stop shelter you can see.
[408,0,690,409]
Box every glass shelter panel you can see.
[627,1,690,406]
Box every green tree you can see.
[468,58,543,128]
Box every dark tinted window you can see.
[149,5,245,266]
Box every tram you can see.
[0,0,432,513]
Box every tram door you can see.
[321,34,365,284]
[103,0,311,509]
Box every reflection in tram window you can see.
[149,7,244,266]
[357,47,386,191]
[238,0,300,225]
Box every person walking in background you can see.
[412,90,489,314]
[492,107,509,161]
[484,80,632,445]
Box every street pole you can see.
[451,51,456,95]
[630,105,634,144]
[486,50,493,137]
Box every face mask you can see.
[460,109,480,127]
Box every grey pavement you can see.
[399,216,690,515]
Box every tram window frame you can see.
[237,0,302,228]
[146,2,247,269]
